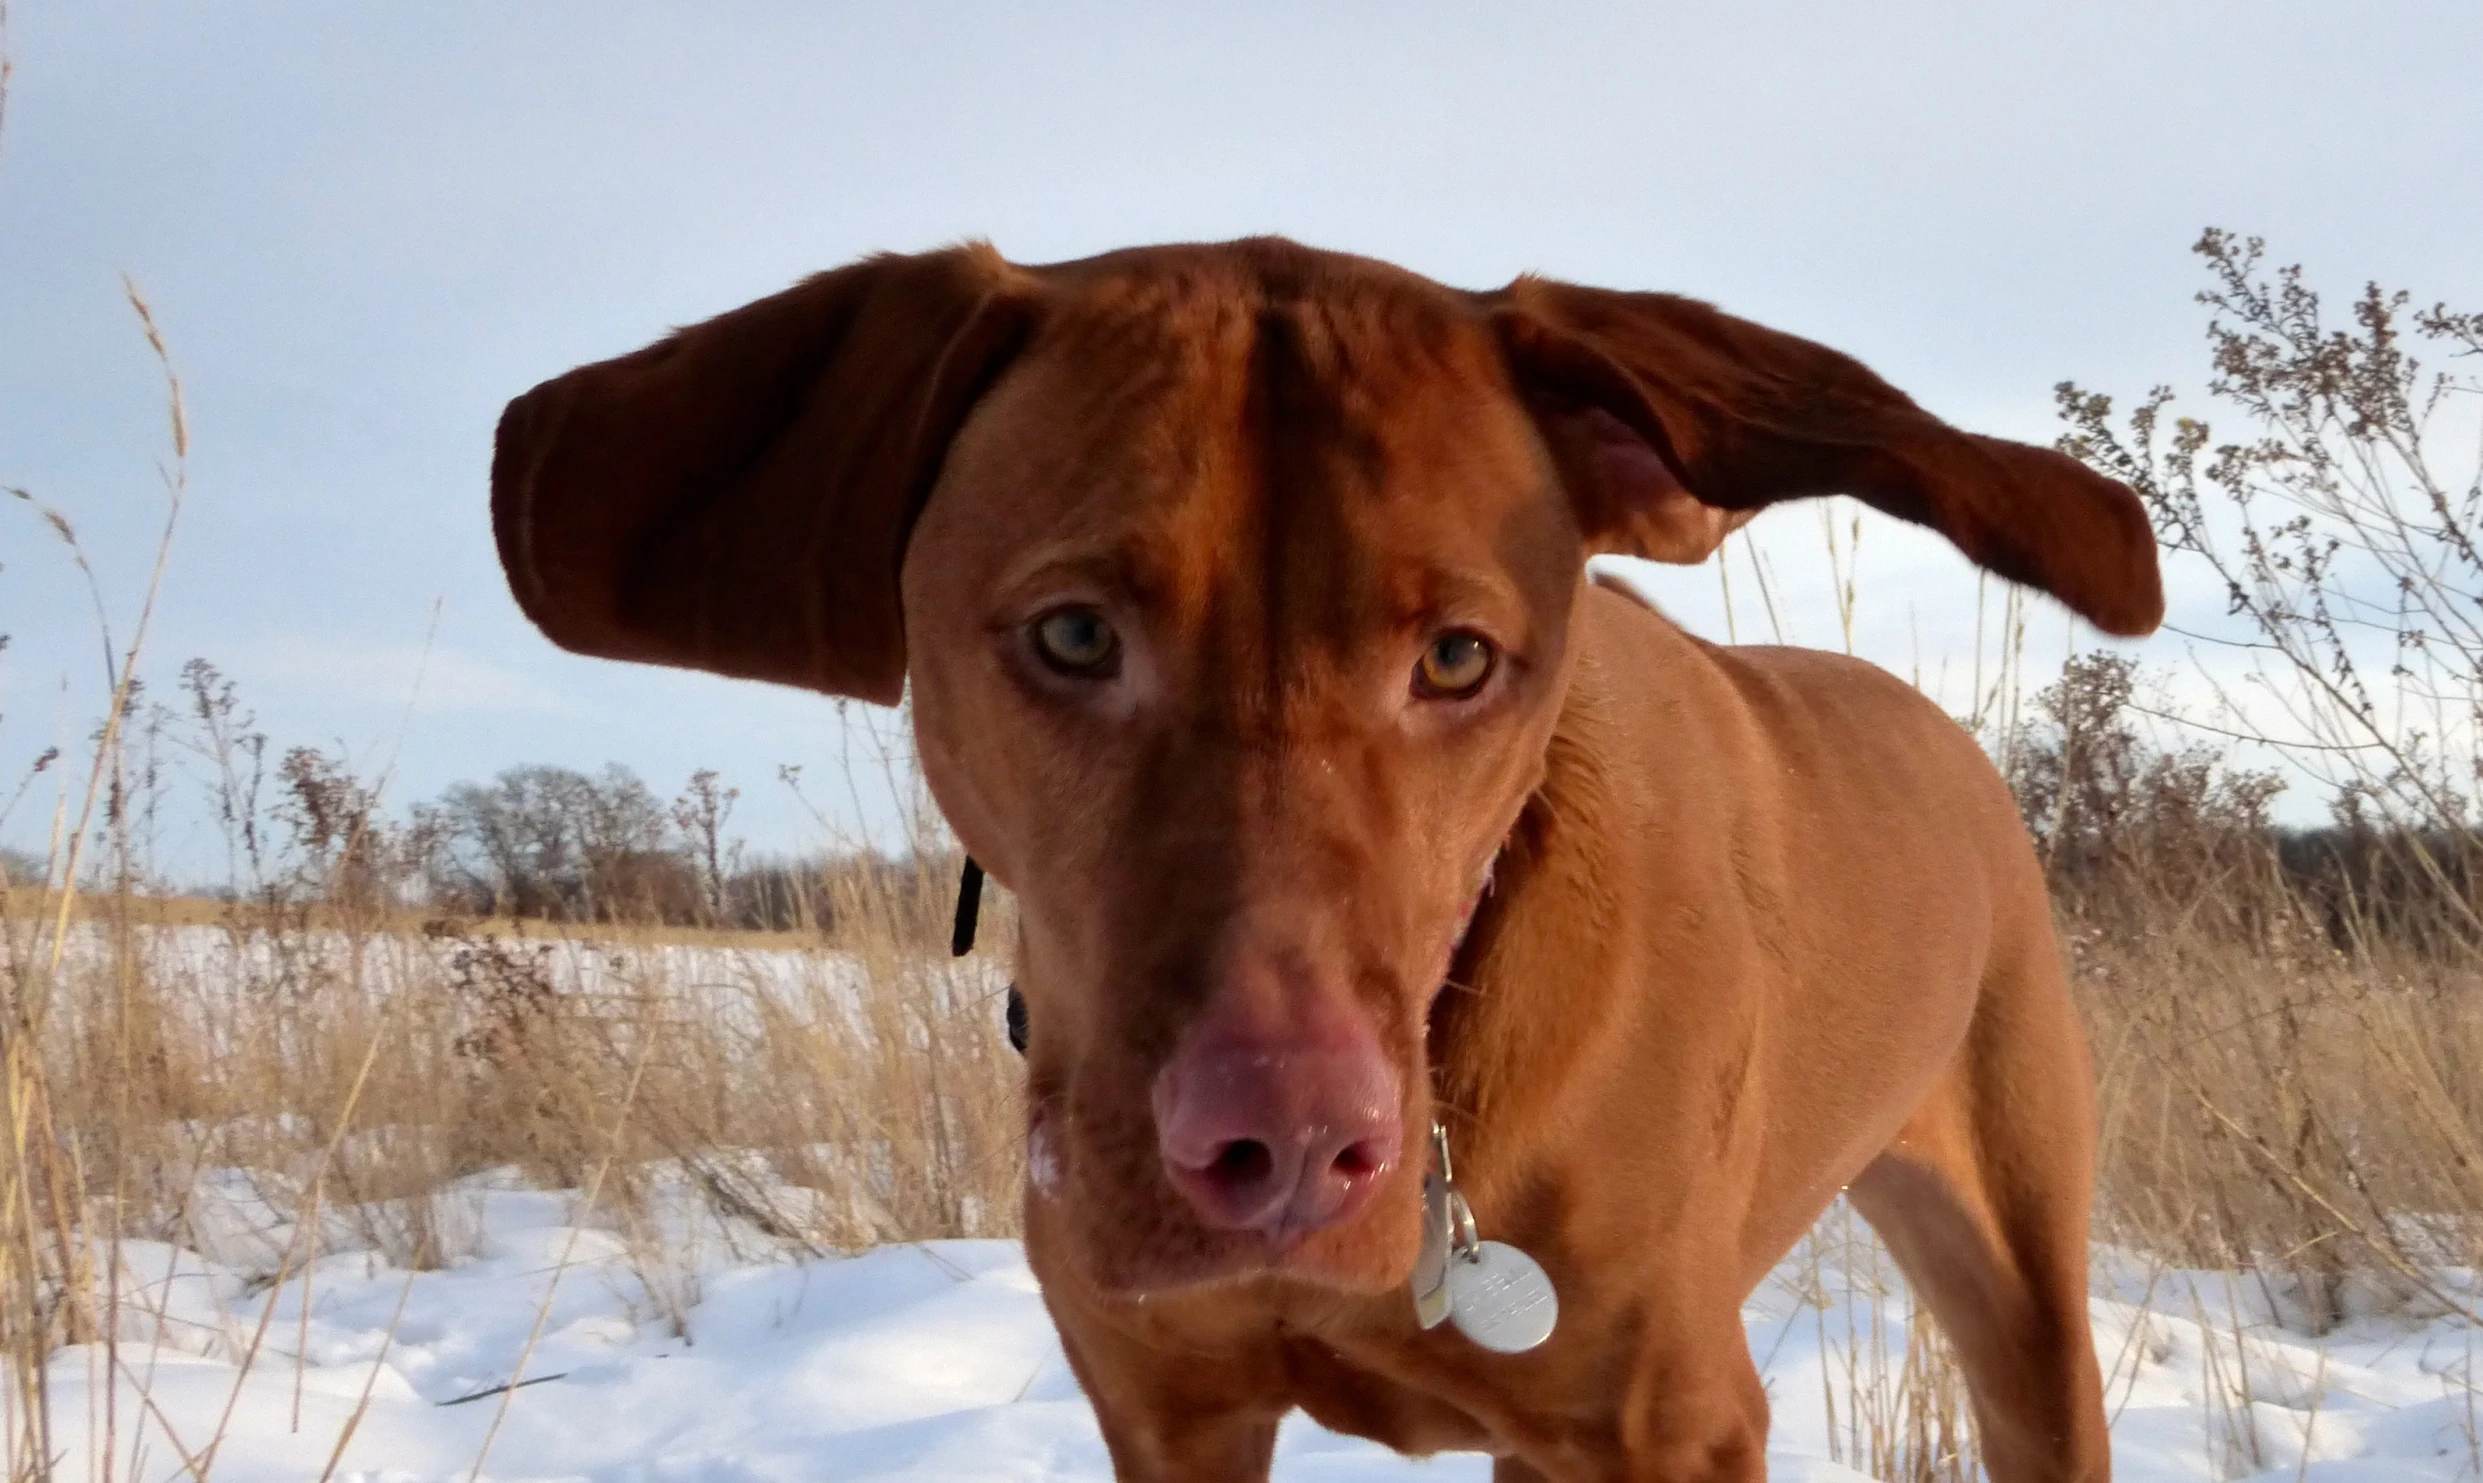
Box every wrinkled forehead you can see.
[924,266,1574,631]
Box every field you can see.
[6,834,2482,1481]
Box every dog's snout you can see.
[1152,1028,1402,1243]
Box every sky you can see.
[3,2,2480,871]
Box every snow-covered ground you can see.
[23,1172,2483,1482]
[89,923,893,1021]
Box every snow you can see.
[22,1173,2482,1483]
[82,925,899,1038]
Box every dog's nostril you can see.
[1152,1031,1401,1237]
[1208,1139,1273,1187]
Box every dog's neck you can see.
[1423,613,1651,1205]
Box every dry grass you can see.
[2070,857,2483,1324]
[1,862,1030,1479]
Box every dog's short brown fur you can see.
[493,238,2157,1481]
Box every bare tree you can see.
[427,762,692,921]
[2058,230,2483,838]
[273,746,392,912]
[2006,651,2283,906]
[171,658,268,887]
[671,769,740,925]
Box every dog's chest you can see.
[1276,1330,1505,1458]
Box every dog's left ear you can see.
[1485,278,2163,637]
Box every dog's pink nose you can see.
[1152,1028,1401,1242]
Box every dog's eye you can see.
[1031,607,1121,677]
[1414,631,1495,699]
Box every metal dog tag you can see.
[1412,1172,1452,1329]
[1446,1241,1558,1354]
[1412,1120,1556,1351]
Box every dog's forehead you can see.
[935,247,1560,620]
[1025,247,1506,443]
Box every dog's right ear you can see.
[492,246,1038,703]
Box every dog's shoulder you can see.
[1712,642,1983,758]
[1578,583,2001,798]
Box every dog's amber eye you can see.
[1031,607,1120,677]
[1415,631,1495,698]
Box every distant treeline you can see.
[2006,651,2483,960]
[398,759,958,931]
[0,657,960,934]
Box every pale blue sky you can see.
[4,3,2479,866]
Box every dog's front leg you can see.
[1092,1407,1278,1483]
[1079,1400,1273,1483]
[1048,1309,1285,1482]
[1481,1298,1771,1483]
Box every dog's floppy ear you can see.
[1485,278,2163,637]
[492,245,1038,702]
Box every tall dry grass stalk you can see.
[3,261,192,1481]
[1769,1204,1979,1483]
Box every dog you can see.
[492,237,2156,1481]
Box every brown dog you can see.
[492,238,2157,1481]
